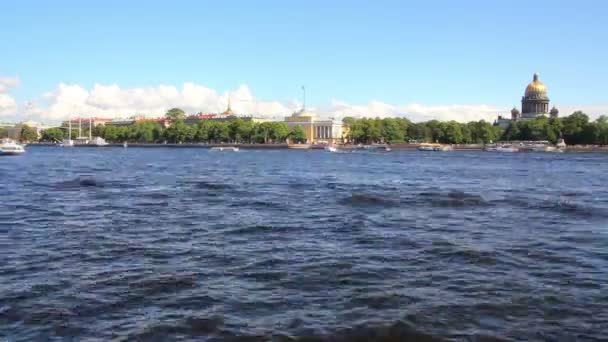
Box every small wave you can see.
[129,316,224,340]
[415,191,488,207]
[128,275,197,297]
[193,180,233,191]
[498,196,608,219]
[339,193,400,208]
[224,224,284,235]
[52,176,104,190]
[127,320,447,342]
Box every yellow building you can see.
[284,110,347,144]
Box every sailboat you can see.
[74,117,89,145]
[86,117,108,146]
[60,117,74,147]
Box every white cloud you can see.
[22,82,296,122]
[0,76,19,93]
[325,99,504,122]
[5,79,608,123]
[0,76,19,117]
[0,94,18,116]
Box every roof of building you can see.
[524,73,548,98]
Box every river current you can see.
[0,147,607,341]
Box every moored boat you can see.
[287,143,311,150]
[60,139,74,147]
[363,144,391,152]
[484,144,519,153]
[0,139,26,155]
[210,146,239,152]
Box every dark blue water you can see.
[1,147,607,341]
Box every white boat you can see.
[123,142,128,148]
[60,139,74,147]
[417,145,435,151]
[556,138,566,148]
[325,146,338,152]
[211,146,239,152]
[363,144,391,152]
[61,116,74,147]
[418,143,450,151]
[0,139,26,155]
[485,145,519,153]
[287,143,311,149]
[88,136,108,146]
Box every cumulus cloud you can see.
[325,99,504,122]
[6,79,608,123]
[0,76,19,117]
[0,76,19,93]
[23,82,296,122]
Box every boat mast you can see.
[79,117,82,138]
[68,117,72,140]
[89,117,92,140]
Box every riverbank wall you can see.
[25,142,608,152]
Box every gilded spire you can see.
[223,95,234,115]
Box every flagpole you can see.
[302,85,306,111]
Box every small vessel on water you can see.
[0,139,26,155]
[60,116,74,147]
[418,143,451,151]
[363,144,391,152]
[70,117,108,147]
[123,141,128,148]
[484,144,519,153]
[88,136,108,147]
[287,143,311,150]
[210,146,239,152]
[60,139,74,147]
[417,144,435,151]
[324,146,338,153]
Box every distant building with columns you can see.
[284,110,348,144]
[495,73,559,128]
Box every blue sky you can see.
[0,0,606,122]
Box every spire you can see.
[223,94,234,115]
[533,72,539,82]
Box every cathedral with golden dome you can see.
[495,73,559,128]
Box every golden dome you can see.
[525,73,547,97]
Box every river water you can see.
[0,147,607,341]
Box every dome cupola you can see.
[524,73,548,99]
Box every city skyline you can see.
[1,0,607,123]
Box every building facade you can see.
[284,110,346,144]
[495,73,559,128]
[1,121,52,140]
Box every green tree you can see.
[381,118,405,143]
[289,125,307,143]
[595,115,608,145]
[165,108,186,122]
[0,127,8,138]
[130,121,161,142]
[562,111,589,145]
[443,121,463,144]
[342,116,356,125]
[20,125,38,142]
[177,122,196,142]
[41,127,64,142]
[208,121,230,143]
[229,119,246,143]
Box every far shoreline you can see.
[24,142,608,152]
